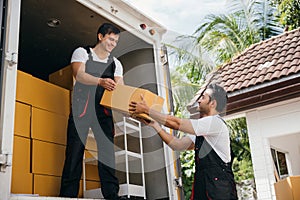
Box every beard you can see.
[197,104,209,116]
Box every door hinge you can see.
[5,52,18,66]
[0,153,12,172]
[174,177,182,187]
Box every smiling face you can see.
[98,32,119,53]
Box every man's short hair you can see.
[207,83,227,112]
[97,23,120,42]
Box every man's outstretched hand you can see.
[128,94,150,115]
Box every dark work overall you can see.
[191,135,238,200]
[59,48,119,199]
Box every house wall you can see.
[269,133,300,176]
[245,97,300,200]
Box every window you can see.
[271,148,289,179]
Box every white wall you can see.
[269,133,300,176]
[245,98,300,200]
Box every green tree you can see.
[194,0,281,65]
[271,0,300,30]
[171,69,200,116]
[180,149,195,199]
[167,38,215,85]
[168,1,282,199]
[227,0,282,40]
[227,117,254,182]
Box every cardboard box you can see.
[11,136,33,194]
[78,179,101,197]
[30,76,70,116]
[86,180,101,190]
[100,84,164,121]
[78,180,83,198]
[31,107,68,145]
[11,171,33,194]
[33,174,61,196]
[274,176,300,200]
[12,136,31,173]
[14,102,31,138]
[16,70,34,104]
[49,65,74,90]
[84,149,98,162]
[78,180,101,198]
[85,164,100,181]
[86,132,97,152]
[32,140,65,176]
[16,70,70,116]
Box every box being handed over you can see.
[100,84,164,120]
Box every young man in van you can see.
[60,23,126,200]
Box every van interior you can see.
[14,0,170,199]
[19,0,159,92]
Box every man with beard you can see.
[129,83,238,200]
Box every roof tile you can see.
[264,72,272,81]
[270,70,281,80]
[295,51,300,58]
[257,75,266,84]
[291,58,300,67]
[216,28,300,92]
[277,56,286,64]
[285,53,294,61]
[247,77,257,87]
[281,68,289,76]
[290,64,299,74]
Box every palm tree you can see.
[194,0,282,65]
[167,1,283,199]
[227,0,282,40]
[167,37,215,85]
[194,13,260,65]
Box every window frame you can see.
[271,147,289,179]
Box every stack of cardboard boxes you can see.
[12,70,100,197]
[13,67,165,197]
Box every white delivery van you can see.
[0,0,183,199]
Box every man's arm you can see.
[114,76,124,85]
[72,62,117,91]
[147,120,194,151]
[129,96,196,135]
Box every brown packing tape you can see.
[100,84,164,121]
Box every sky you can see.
[125,0,227,39]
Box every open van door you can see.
[0,1,183,199]
[0,0,21,199]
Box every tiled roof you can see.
[217,27,300,93]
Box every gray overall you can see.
[60,48,119,199]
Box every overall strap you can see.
[217,115,235,165]
[84,46,116,75]
[194,116,232,169]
